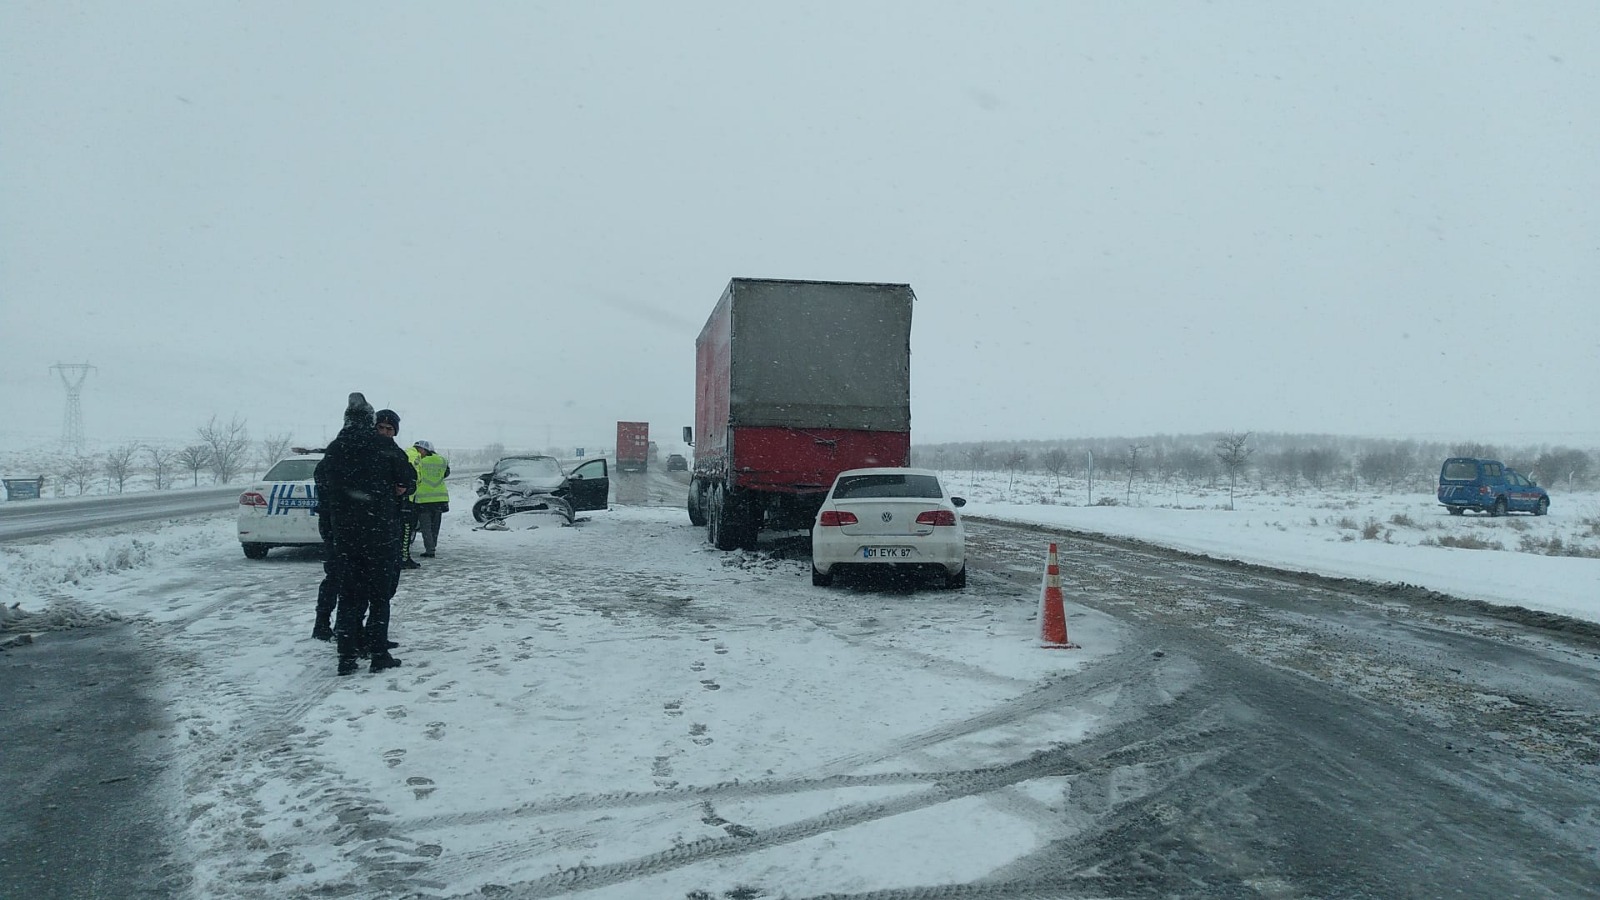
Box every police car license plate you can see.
[861,547,912,559]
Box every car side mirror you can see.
[682,426,694,446]
[951,497,967,507]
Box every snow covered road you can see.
[105,497,1105,898]
[6,482,1600,898]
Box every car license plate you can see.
[861,546,913,559]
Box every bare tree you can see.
[147,445,179,490]
[1534,447,1591,490]
[1300,447,1343,488]
[258,432,295,473]
[177,444,211,487]
[102,442,143,493]
[1214,432,1253,510]
[1450,441,1500,460]
[964,444,989,489]
[1125,443,1147,506]
[64,455,98,495]
[1357,442,1418,489]
[1002,448,1028,493]
[1040,447,1070,497]
[198,414,251,483]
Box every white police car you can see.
[237,453,324,559]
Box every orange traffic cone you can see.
[1039,543,1079,649]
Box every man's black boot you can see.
[337,656,360,676]
[370,653,403,673]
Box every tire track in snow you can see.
[434,697,1233,899]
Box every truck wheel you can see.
[709,485,739,550]
[726,492,759,550]
[1491,497,1507,517]
[242,543,269,560]
[1447,507,1464,516]
[687,480,707,526]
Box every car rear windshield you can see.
[832,473,943,499]
[263,459,319,481]
[1441,461,1479,480]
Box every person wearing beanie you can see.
[376,408,422,571]
[407,440,451,558]
[308,393,378,642]
[314,393,415,675]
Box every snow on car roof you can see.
[834,466,939,478]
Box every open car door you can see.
[565,458,610,512]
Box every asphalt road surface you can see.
[0,487,238,542]
[0,625,186,899]
[952,521,1600,898]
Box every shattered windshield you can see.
[493,457,564,485]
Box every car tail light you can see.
[916,509,958,526]
[1478,486,1491,495]
[818,510,858,527]
[239,491,268,507]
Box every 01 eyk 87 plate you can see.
[861,546,914,559]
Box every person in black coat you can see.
[374,408,421,574]
[314,393,416,675]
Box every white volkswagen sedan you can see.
[237,453,324,559]
[811,467,967,588]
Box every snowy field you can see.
[2,473,1597,896]
[952,470,1600,626]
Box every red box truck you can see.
[616,421,650,473]
[685,278,914,549]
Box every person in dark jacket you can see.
[315,393,416,675]
[376,408,422,571]
[310,486,339,641]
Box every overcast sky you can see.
[3,1,1597,453]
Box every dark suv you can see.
[1437,457,1549,517]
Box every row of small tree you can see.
[913,433,1598,502]
[39,416,302,495]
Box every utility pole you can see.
[1087,449,1095,506]
[51,363,96,453]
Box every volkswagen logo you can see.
[881,511,893,522]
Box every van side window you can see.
[1485,463,1501,478]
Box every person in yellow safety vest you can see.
[408,440,451,558]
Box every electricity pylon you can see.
[51,362,96,452]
